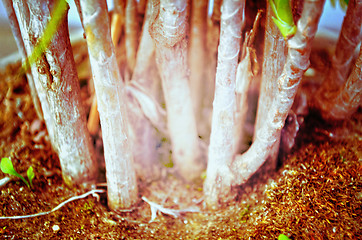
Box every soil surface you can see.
[0,49,361,239]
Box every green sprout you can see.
[278,234,291,240]
[1,157,35,188]
[268,0,297,39]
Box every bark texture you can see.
[204,0,222,139]
[204,0,325,208]
[315,0,362,109]
[125,0,139,73]
[204,0,245,208]
[318,45,362,120]
[189,0,208,137]
[232,0,325,186]
[253,1,287,170]
[79,0,138,210]
[12,0,98,186]
[149,0,203,180]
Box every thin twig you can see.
[0,189,105,220]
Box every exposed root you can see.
[142,196,200,223]
[0,189,105,220]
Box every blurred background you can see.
[0,1,345,60]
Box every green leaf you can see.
[269,0,297,39]
[27,166,35,189]
[278,234,291,240]
[1,157,30,188]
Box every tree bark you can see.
[189,0,208,137]
[203,0,222,140]
[204,0,245,208]
[79,0,138,210]
[149,0,203,180]
[125,0,139,73]
[12,0,98,186]
[253,1,287,171]
[318,45,362,120]
[315,0,362,109]
[232,0,325,188]
[204,0,325,208]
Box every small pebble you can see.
[52,225,60,232]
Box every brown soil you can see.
[0,49,361,239]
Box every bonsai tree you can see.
[3,0,361,212]
[204,0,326,207]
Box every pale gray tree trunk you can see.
[149,0,203,180]
[204,0,245,207]
[232,0,325,188]
[79,0,138,210]
[204,0,325,208]
[253,1,287,170]
[203,0,222,140]
[132,0,158,97]
[11,0,98,186]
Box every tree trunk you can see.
[128,0,162,181]
[204,0,325,208]
[132,0,159,97]
[203,0,222,140]
[149,0,203,180]
[125,0,139,73]
[318,45,362,120]
[79,0,138,210]
[12,0,98,186]
[232,0,325,188]
[204,0,245,208]
[315,0,362,108]
[253,1,287,171]
[189,0,208,137]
